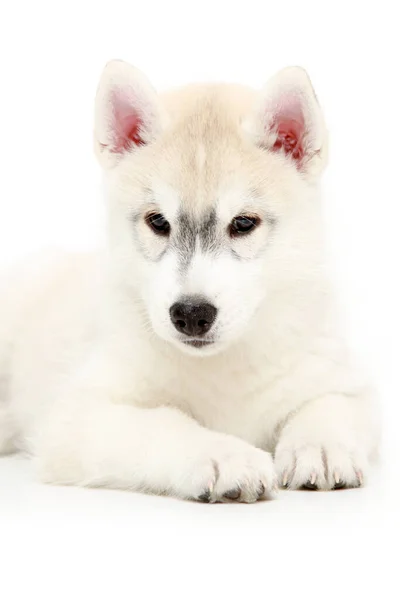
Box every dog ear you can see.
[245,67,327,178]
[94,60,163,168]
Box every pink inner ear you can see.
[111,89,145,153]
[270,96,305,163]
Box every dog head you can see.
[94,60,327,355]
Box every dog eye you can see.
[229,216,260,237]
[146,213,171,236]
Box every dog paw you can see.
[177,436,277,503]
[274,439,367,491]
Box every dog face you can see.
[95,61,327,355]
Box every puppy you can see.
[0,61,379,502]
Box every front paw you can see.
[176,436,277,503]
[274,438,367,491]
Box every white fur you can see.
[0,62,379,502]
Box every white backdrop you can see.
[0,1,398,598]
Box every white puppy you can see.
[0,61,379,502]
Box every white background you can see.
[0,1,398,598]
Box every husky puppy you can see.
[0,61,379,502]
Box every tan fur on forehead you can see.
[160,83,256,127]
[154,84,257,214]
[148,83,292,217]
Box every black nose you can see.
[169,300,217,337]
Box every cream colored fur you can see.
[0,61,379,502]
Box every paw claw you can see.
[333,480,346,490]
[198,478,216,502]
[302,479,318,491]
[198,490,211,503]
[223,487,241,501]
[356,470,364,486]
[258,482,265,498]
[282,471,289,488]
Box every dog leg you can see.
[32,358,276,503]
